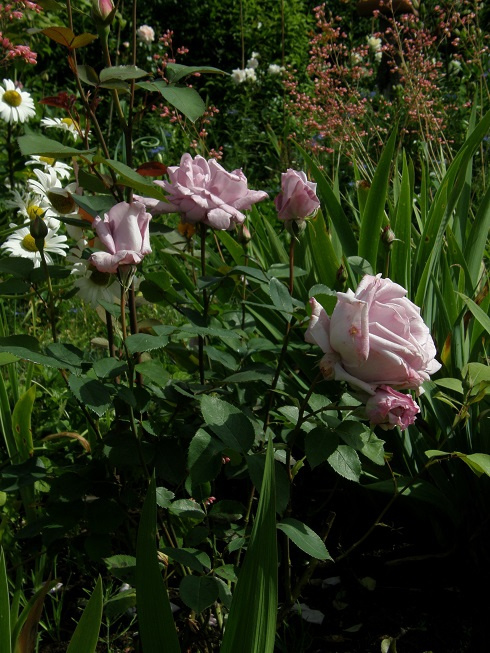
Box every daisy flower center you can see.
[40,156,56,166]
[3,90,22,107]
[21,234,42,252]
[61,118,78,129]
[27,205,46,220]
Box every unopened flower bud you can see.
[92,0,115,25]
[336,263,347,285]
[285,218,307,239]
[381,224,396,250]
[237,223,251,245]
[29,216,48,252]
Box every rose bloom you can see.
[305,274,441,394]
[274,169,320,222]
[145,153,268,230]
[89,201,152,273]
[136,24,155,43]
[365,385,420,431]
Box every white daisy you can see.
[40,117,82,140]
[5,190,60,229]
[25,155,73,180]
[67,240,119,307]
[0,79,36,124]
[28,168,79,217]
[1,221,68,267]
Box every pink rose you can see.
[92,0,114,22]
[145,154,268,230]
[136,24,155,43]
[274,169,320,221]
[89,201,152,273]
[365,385,420,430]
[305,274,441,394]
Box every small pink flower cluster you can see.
[1,33,36,64]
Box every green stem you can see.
[39,249,57,343]
[198,224,208,385]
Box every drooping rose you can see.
[89,201,152,273]
[143,153,268,230]
[274,169,320,222]
[365,385,420,430]
[305,274,441,394]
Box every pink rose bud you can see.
[305,274,442,394]
[365,385,420,430]
[142,153,268,230]
[92,0,115,24]
[274,169,320,222]
[89,201,152,273]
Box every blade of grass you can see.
[66,576,103,653]
[464,182,490,290]
[305,210,339,289]
[136,476,180,653]
[390,151,412,292]
[220,437,278,653]
[0,549,10,653]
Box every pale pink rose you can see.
[143,153,268,230]
[274,169,320,222]
[89,201,152,273]
[305,274,442,394]
[365,385,420,430]
[136,24,155,44]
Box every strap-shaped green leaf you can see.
[136,476,180,653]
[358,128,397,270]
[0,549,10,653]
[66,577,103,653]
[220,438,278,653]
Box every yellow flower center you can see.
[21,234,41,252]
[40,156,55,166]
[3,90,22,107]
[27,205,46,220]
[61,118,78,129]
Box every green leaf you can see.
[223,369,274,384]
[390,151,412,291]
[17,134,95,158]
[162,548,211,573]
[0,258,34,278]
[220,438,277,653]
[277,518,332,560]
[305,427,339,469]
[188,429,223,484]
[12,386,35,461]
[104,589,136,620]
[358,128,397,269]
[306,210,339,288]
[179,576,220,613]
[99,65,148,82]
[93,358,128,379]
[66,577,103,653]
[134,360,170,387]
[464,183,490,288]
[104,555,136,584]
[68,376,112,416]
[136,476,180,653]
[168,499,205,520]
[93,157,166,200]
[461,453,490,477]
[166,63,225,83]
[137,81,206,122]
[0,352,18,366]
[457,293,490,335]
[125,333,169,355]
[269,277,293,317]
[155,487,174,508]
[327,444,361,482]
[0,549,10,653]
[200,395,254,454]
[77,64,99,85]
